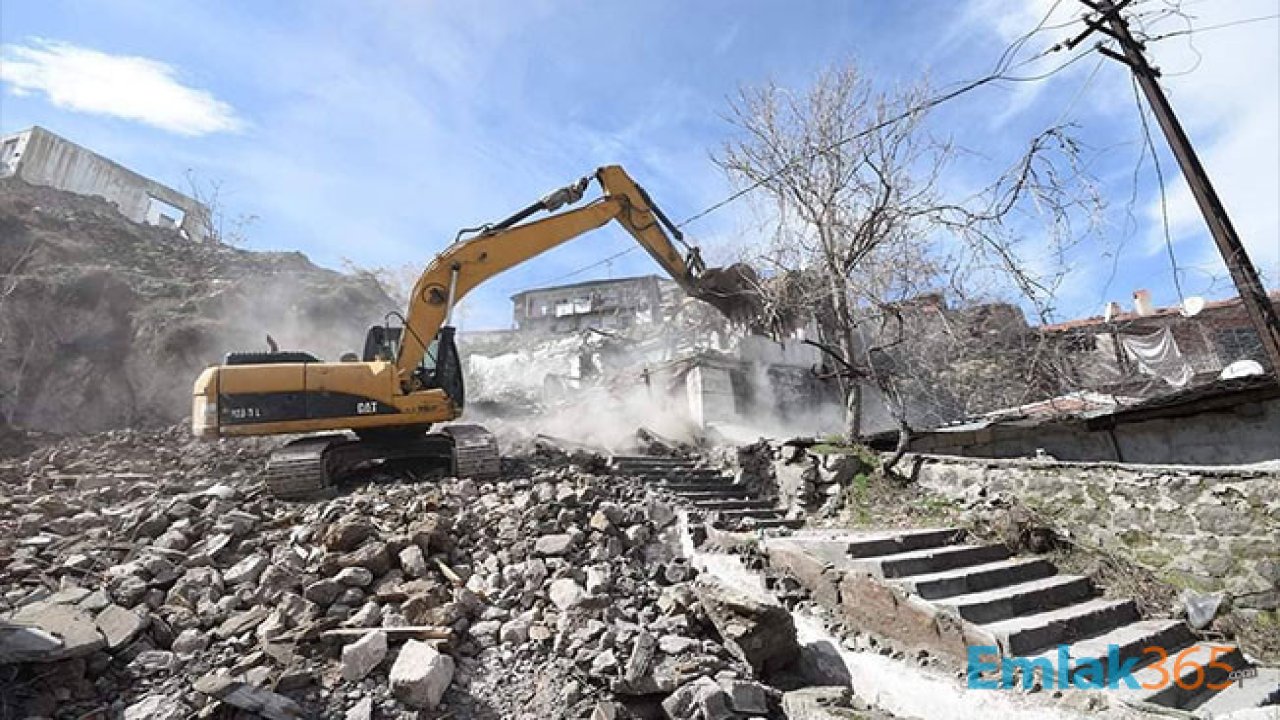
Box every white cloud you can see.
[0,39,243,136]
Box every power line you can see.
[1146,12,1279,41]
[1131,74,1184,302]
[539,2,1090,284]
[528,245,639,288]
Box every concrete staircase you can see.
[609,455,802,530]
[764,528,1278,716]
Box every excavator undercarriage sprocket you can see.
[262,424,500,500]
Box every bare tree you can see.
[715,63,1102,469]
[185,170,258,246]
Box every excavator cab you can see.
[360,324,464,405]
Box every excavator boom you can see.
[191,164,759,498]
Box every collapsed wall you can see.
[0,178,395,433]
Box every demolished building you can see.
[1,126,212,242]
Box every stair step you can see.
[741,517,805,530]
[1124,641,1248,708]
[690,498,776,511]
[627,468,724,478]
[893,557,1058,600]
[844,528,966,559]
[611,456,699,467]
[677,490,757,501]
[981,598,1140,656]
[655,481,738,493]
[712,507,784,520]
[936,575,1094,624]
[1190,665,1280,715]
[847,544,1012,579]
[1022,618,1195,686]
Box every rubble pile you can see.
[0,177,394,434]
[0,426,806,719]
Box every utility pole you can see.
[1069,0,1280,377]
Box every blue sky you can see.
[2,0,1277,330]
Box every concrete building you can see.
[510,275,676,334]
[0,126,211,241]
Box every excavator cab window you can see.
[362,323,461,402]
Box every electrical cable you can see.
[1131,75,1185,303]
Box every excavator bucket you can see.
[688,262,765,327]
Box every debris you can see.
[693,580,801,676]
[5,601,104,661]
[340,629,387,682]
[389,638,455,709]
[193,672,306,720]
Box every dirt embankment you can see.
[0,178,395,434]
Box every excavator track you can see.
[263,425,500,500]
[441,424,501,481]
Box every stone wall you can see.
[907,454,1280,610]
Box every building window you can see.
[145,196,187,230]
[1216,327,1263,364]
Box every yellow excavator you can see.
[192,165,758,498]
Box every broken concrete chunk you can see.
[693,580,800,676]
[389,639,454,709]
[662,676,728,720]
[193,672,306,720]
[345,697,373,720]
[123,694,187,720]
[95,604,145,651]
[534,533,575,557]
[340,629,387,682]
[5,601,104,662]
[549,578,587,611]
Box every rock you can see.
[534,533,575,557]
[6,600,104,661]
[336,566,374,587]
[663,676,732,720]
[693,580,800,676]
[323,520,376,552]
[123,694,186,720]
[470,619,501,647]
[781,686,878,719]
[193,672,306,720]
[659,635,699,655]
[224,554,269,585]
[95,604,145,650]
[304,578,344,606]
[346,697,373,720]
[399,545,429,578]
[389,639,455,709]
[549,578,587,611]
[336,542,393,577]
[215,605,270,639]
[499,617,530,643]
[590,648,619,677]
[171,628,209,656]
[624,631,656,686]
[341,629,387,682]
[722,679,770,714]
[586,567,609,594]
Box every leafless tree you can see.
[715,63,1103,469]
[185,170,258,246]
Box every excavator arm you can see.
[394,165,754,385]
